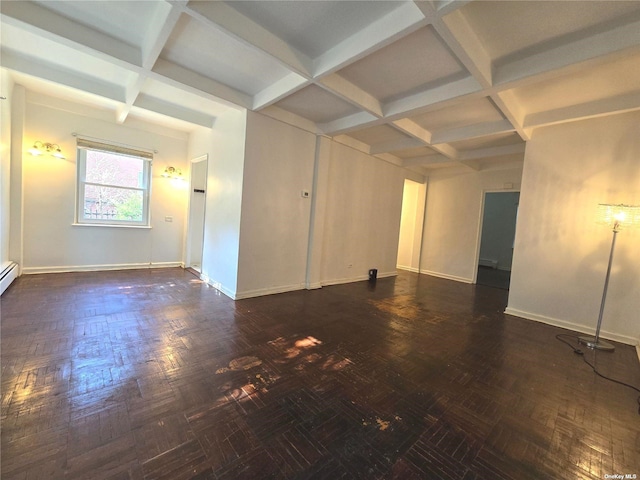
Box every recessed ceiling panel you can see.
[141,79,233,118]
[510,51,640,116]
[161,14,292,96]
[346,125,411,146]
[337,26,466,102]
[33,0,166,48]
[128,106,201,133]
[274,85,361,124]
[409,97,505,132]
[459,1,640,65]
[225,1,402,58]
[2,23,136,87]
[448,132,523,152]
[12,71,122,113]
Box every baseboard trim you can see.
[321,270,397,288]
[21,262,183,275]
[200,275,237,300]
[396,265,420,273]
[504,307,638,346]
[420,269,473,284]
[234,283,306,300]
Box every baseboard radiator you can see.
[0,262,19,295]
[478,258,498,269]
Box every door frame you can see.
[472,189,520,284]
[184,154,208,271]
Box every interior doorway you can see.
[476,191,520,289]
[185,155,208,273]
[397,179,426,273]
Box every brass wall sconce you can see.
[162,166,183,180]
[29,141,65,159]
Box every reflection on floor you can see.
[2,269,639,479]
[476,265,511,290]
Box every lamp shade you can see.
[596,203,640,231]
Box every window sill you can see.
[72,223,152,229]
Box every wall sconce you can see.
[162,166,183,180]
[29,141,65,159]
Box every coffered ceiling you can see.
[2,1,640,174]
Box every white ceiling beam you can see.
[152,58,251,109]
[252,73,310,110]
[133,94,215,128]
[494,18,640,87]
[391,118,433,144]
[524,91,640,130]
[384,76,481,118]
[402,154,451,167]
[459,160,481,171]
[431,119,514,144]
[434,0,476,17]
[313,2,428,77]
[115,75,150,124]
[369,137,426,155]
[0,50,126,103]
[1,1,140,66]
[258,106,320,135]
[115,105,130,124]
[373,153,404,167]
[141,1,186,70]
[185,1,313,78]
[318,111,381,136]
[490,90,530,141]
[429,142,459,159]
[432,12,492,87]
[316,74,384,117]
[427,7,533,143]
[332,134,373,155]
[457,143,526,161]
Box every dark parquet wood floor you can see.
[2,268,639,479]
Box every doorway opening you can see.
[185,155,208,273]
[476,191,519,289]
[397,179,426,273]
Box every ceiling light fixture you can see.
[29,141,65,159]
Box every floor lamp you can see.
[578,203,640,352]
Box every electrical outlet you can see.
[301,190,310,198]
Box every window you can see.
[76,138,152,226]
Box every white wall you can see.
[20,92,189,273]
[319,140,405,284]
[190,110,247,298]
[421,164,524,283]
[397,179,427,272]
[236,112,316,298]
[0,71,13,270]
[507,111,640,345]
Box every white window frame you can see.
[75,138,152,227]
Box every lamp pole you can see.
[578,223,619,352]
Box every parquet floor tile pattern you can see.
[1,268,639,479]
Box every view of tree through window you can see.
[83,152,145,221]
[76,143,151,226]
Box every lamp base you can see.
[578,335,615,352]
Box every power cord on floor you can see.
[555,334,640,415]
